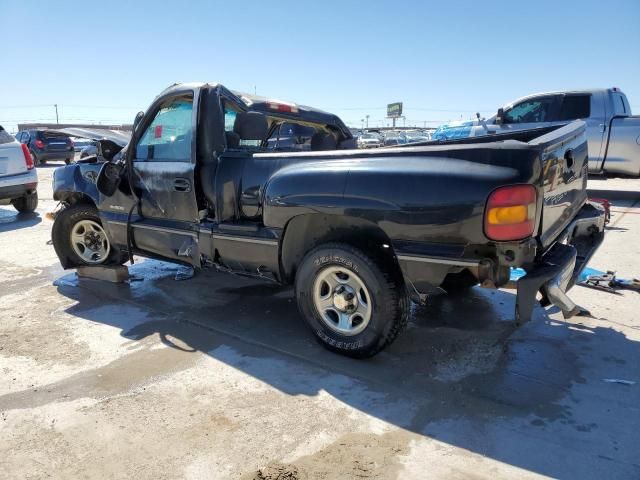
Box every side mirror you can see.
[495,108,504,125]
[133,111,145,132]
[96,161,124,197]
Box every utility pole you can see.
[54,104,59,124]
[365,114,369,129]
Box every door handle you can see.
[173,178,191,192]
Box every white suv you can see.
[0,126,38,213]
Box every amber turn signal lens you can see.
[487,205,528,225]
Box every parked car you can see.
[72,137,96,152]
[404,131,431,144]
[15,129,74,165]
[51,83,605,358]
[80,145,97,158]
[357,132,383,148]
[0,125,38,213]
[53,127,131,161]
[383,133,407,146]
[432,88,640,176]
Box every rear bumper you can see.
[515,201,606,323]
[0,170,38,201]
[396,201,606,323]
[34,150,74,161]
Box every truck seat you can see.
[225,131,240,149]
[233,112,269,143]
[311,132,337,151]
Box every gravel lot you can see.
[1,162,639,479]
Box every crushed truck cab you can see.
[52,82,606,358]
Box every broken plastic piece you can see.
[603,379,636,386]
[175,266,195,281]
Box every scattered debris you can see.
[578,269,640,295]
[245,463,303,480]
[174,266,195,281]
[52,274,78,287]
[602,378,636,386]
[45,202,64,221]
[589,198,611,223]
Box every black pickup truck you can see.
[51,83,606,357]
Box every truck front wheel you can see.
[52,204,123,267]
[295,243,408,358]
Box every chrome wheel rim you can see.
[70,219,110,264]
[312,266,372,336]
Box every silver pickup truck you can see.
[432,88,640,176]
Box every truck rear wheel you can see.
[295,243,408,358]
[52,204,124,267]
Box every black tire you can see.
[30,150,41,166]
[12,191,38,213]
[440,269,479,292]
[295,243,409,358]
[52,203,124,268]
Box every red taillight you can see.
[484,185,537,241]
[21,144,34,170]
[34,139,45,149]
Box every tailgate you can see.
[528,121,589,250]
[0,129,27,177]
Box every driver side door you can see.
[130,92,201,265]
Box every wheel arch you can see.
[279,213,403,285]
[54,191,98,208]
[52,201,124,270]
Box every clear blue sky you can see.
[1,0,638,131]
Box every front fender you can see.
[53,163,102,204]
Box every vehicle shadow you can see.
[46,260,640,478]
[0,208,41,233]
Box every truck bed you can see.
[257,121,588,256]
